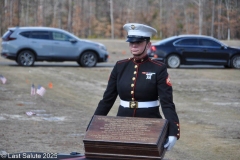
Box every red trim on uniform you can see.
[133,109,136,117]
[149,58,164,66]
[117,58,132,64]
[132,59,139,117]
[166,75,172,86]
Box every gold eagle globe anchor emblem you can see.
[131,25,135,30]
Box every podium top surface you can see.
[84,115,168,145]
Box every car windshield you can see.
[60,30,81,40]
[215,38,228,47]
[207,37,228,47]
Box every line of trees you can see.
[0,0,240,40]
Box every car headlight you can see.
[97,44,107,51]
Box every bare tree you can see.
[33,0,38,26]
[67,0,73,32]
[109,0,114,39]
[211,0,216,37]
[25,0,29,26]
[58,0,64,29]
[17,0,21,26]
[38,0,44,26]
[217,0,222,39]
[225,0,233,40]
[158,0,163,38]
[0,0,7,35]
[9,0,13,26]
[89,1,93,37]
[192,0,204,35]
[52,0,59,28]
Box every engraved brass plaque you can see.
[83,115,168,160]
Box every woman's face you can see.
[129,41,151,56]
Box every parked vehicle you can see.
[148,35,240,69]
[1,27,108,67]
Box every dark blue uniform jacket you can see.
[94,55,180,139]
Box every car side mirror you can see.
[221,45,226,49]
[69,39,77,43]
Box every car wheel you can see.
[79,51,97,67]
[17,50,35,66]
[231,55,240,69]
[166,55,180,68]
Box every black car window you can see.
[30,31,50,40]
[199,39,221,47]
[52,32,71,41]
[175,38,199,46]
[154,36,177,45]
[20,31,31,38]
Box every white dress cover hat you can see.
[123,23,157,42]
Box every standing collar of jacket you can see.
[132,55,149,64]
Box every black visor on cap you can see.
[126,36,150,42]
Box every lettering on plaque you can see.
[84,116,167,144]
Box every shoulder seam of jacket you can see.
[117,58,132,64]
[149,58,164,66]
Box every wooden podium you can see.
[83,115,168,160]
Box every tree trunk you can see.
[25,0,29,26]
[17,0,21,26]
[88,0,92,38]
[38,0,43,26]
[34,0,38,26]
[217,0,222,39]
[159,0,163,38]
[211,0,215,37]
[198,0,203,35]
[67,0,72,32]
[225,0,231,40]
[20,1,24,26]
[192,0,203,35]
[9,0,13,26]
[110,0,114,39]
[58,0,63,29]
[53,0,59,28]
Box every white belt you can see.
[120,99,159,108]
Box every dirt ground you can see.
[0,39,240,160]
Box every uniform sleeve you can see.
[157,65,180,139]
[94,63,118,115]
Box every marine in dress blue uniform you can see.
[92,23,180,151]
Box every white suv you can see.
[1,27,108,67]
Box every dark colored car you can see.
[147,35,240,68]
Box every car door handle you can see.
[179,48,184,51]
